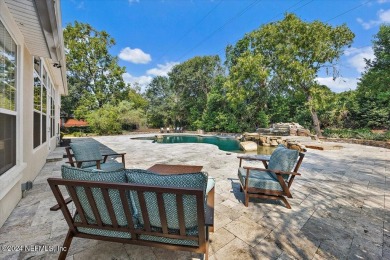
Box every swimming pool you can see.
[132,135,275,154]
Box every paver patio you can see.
[0,134,389,259]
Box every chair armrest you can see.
[102,152,126,157]
[242,166,301,176]
[70,158,102,163]
[50,197,73,211]
[65,159,102,168]
[237,154,270,162]
[238,154,270,168]
[102,153,126,167]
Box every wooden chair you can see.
[48,166,214,260]
[237,145,305,209]
[65,142,126,171]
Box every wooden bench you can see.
[48,172,214,259]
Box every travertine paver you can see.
[0,134,389,259]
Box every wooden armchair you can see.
[65,142,126,171]
[48,166,214,260]
[237,145,305,209]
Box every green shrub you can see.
[323,128,389,141]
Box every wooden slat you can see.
[137,191,151,232]
[196,192,206,251]
[101,188,118,228]
[48,183,77,233]
[156,192,168,234]
[119,189,137,239]
[84,187,103,226]
[176,195,186,236]
[67,186,88,225]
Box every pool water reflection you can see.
[132,135,275,154]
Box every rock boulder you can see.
[240,141,258,151]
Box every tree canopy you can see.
[62,21,128,118]
[61,17,388,138]
[225,13,355,136]
[354,24,390,129]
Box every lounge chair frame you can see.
[65,146,126,169]
[237,152,305,208]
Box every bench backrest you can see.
[47,177,207,247]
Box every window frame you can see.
[0,11,26,194]
[33,57,52,149]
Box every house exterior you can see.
[0,0,67,227]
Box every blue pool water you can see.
[132,135,275,154]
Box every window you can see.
[0,20,17,176]
[33,57,48,148]
[49,79,55,138]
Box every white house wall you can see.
[0,1,64,227]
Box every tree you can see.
[168,56,224,129]
[201,76,241,132]
[144,76,175,127]
[226,13,354,136]
[62,22,127,118]
[354,24,390,129]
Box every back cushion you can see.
[126,169,207,230]
[70,142,102,168]
[268,144,299,180]
[61,165,128,226]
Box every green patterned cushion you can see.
[268,144,299,180]
[84,161,124,172]
[125,169,208,230]
[139,226,199,246]
[74,213,132,239]
[70,142,102,168]
[61,165,129,226]
[206,177,215,194]
[238,167,283,191]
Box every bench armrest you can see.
[205,186,214,232]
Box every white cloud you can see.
[378,8,390,21]
[122,72,152,90]
[316,77,358,93]
[119,47,151,64]
[378,0,390,4]
[344,46,375,73]
[357,8,390,29]
[146,62,179,76]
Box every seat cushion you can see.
[139,226,199,246]
[268,144,299,180]
[206,177,215,194]
[74,213,132,239]
[238,167,283,191]
[84,161,124,172]
[125,169,208,230]
[70,142,102,168]
[61,165,130,226]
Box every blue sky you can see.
[61,0,390,92]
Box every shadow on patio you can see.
[0,135,388,259]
